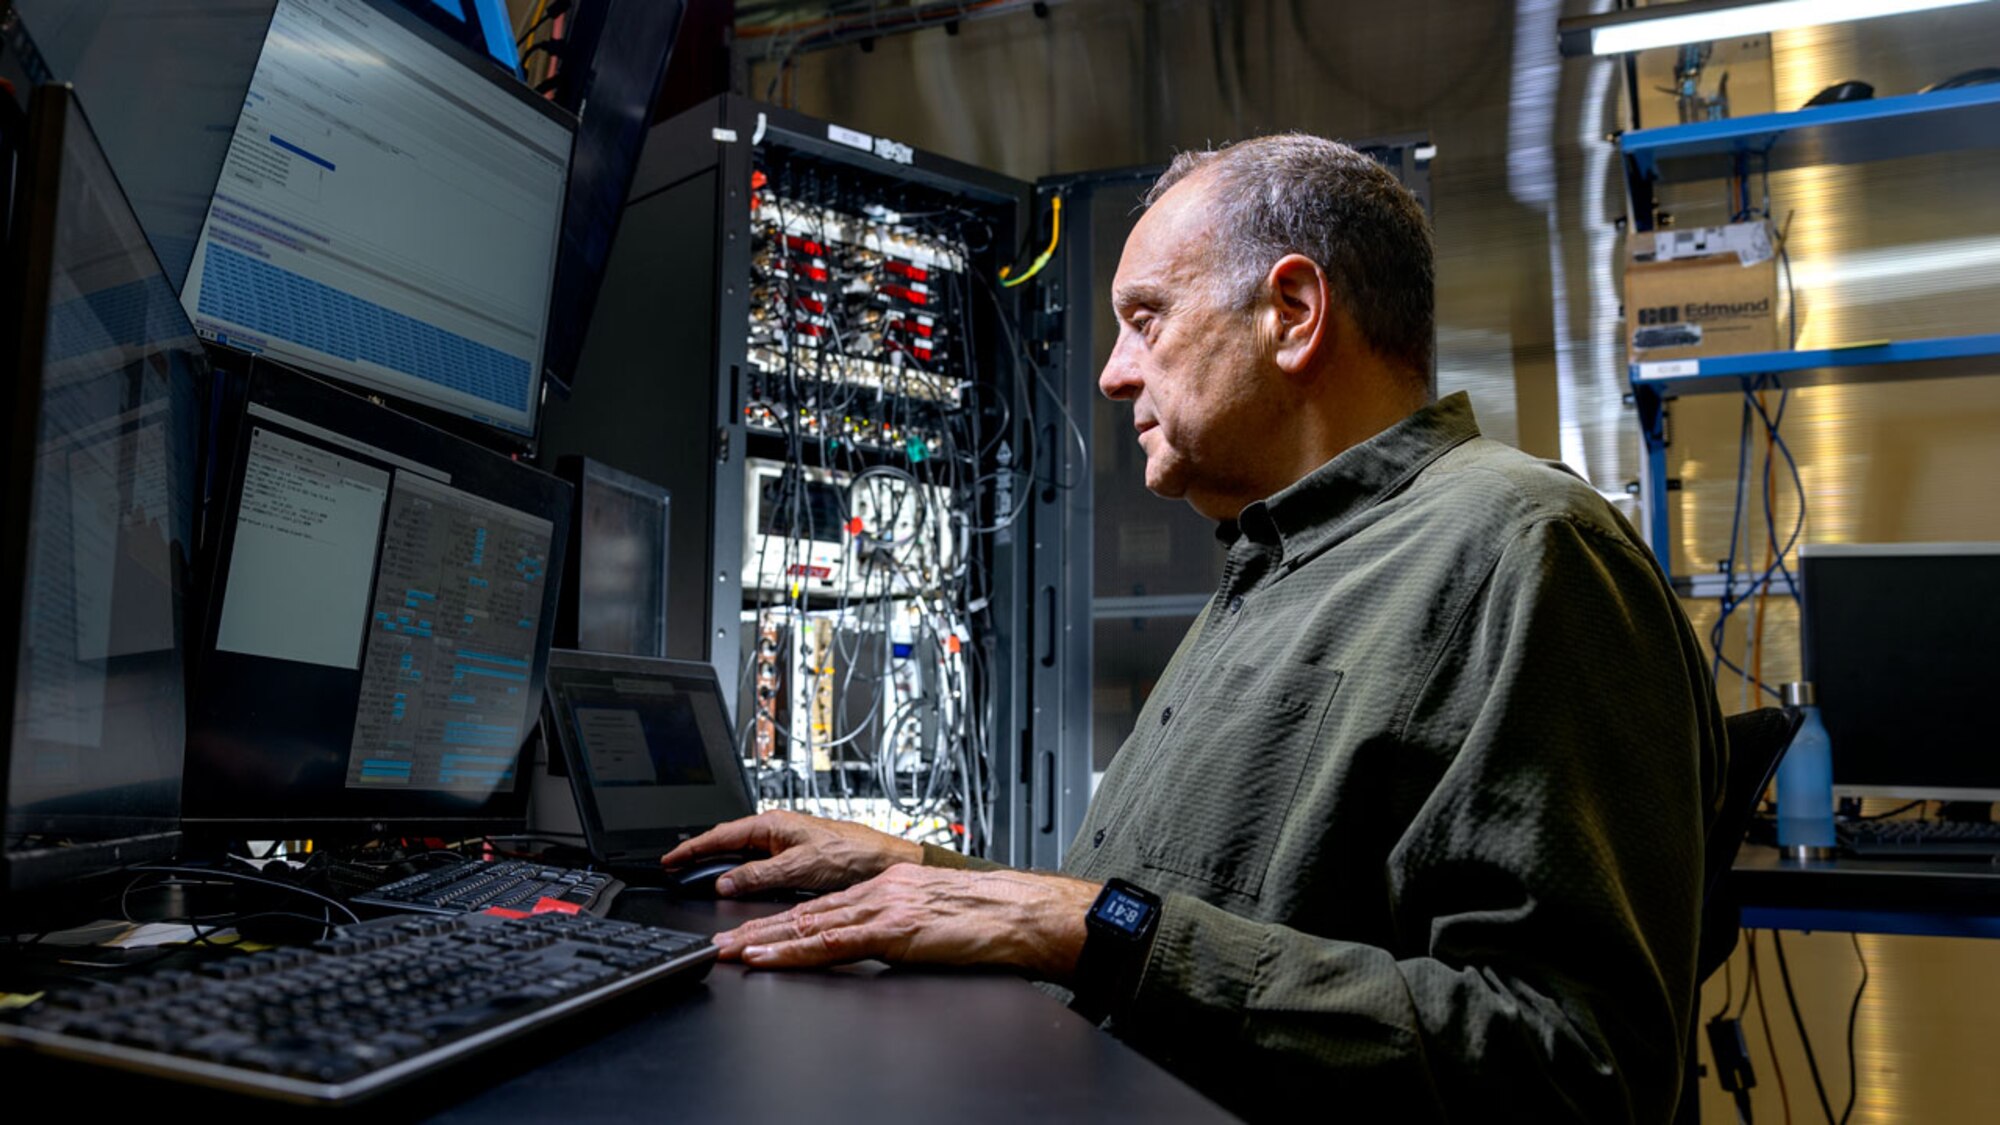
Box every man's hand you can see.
[712,864,1102,983]
[659,810,923,897]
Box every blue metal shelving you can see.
[1628,334,2000,565]
[1621,85,2000,581]
[1631,332,2000,396]
[1622,82,2000,185]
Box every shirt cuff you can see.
[1124,891,1265,1022]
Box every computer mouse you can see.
[661,851,762,898]
[1804,80,1874,108]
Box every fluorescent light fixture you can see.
[1557,0,1992,57]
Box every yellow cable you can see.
[520,0,551,41]
[999,195,1062,288]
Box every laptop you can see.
[541,650,757,872]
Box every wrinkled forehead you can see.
[1112,177,1217,306]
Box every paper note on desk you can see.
[105,923,208,948]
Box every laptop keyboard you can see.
[352,856,620,916]
[0,911,713,1102]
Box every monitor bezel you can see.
[180,359,573,844]
[182,0,579,453]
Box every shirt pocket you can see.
[1134,660,1342,900]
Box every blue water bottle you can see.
[1776,681,1836,856]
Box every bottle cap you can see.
[1783,681,1815,707]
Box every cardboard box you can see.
[1625,222,1780,364]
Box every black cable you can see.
[129,864,360,925]
[514,0,572,45]
[1771,930,1836,1123]
[173,909,342,946]
[1735,928,1756,1019]
[1715,939,1736,1021]
[1840,934,1869,1125]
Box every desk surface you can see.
[427,894,1232,1123]
[1728,844,2000,938]
[2,894,1234,1123]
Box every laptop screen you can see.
[543,651,752,850]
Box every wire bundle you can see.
[733,166,1047,856]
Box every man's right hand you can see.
[659,810,924,897]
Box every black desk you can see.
[3,894,1235,1122]
[1728,844,2000,938]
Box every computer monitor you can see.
[2,85,203,895]
[177,0,575,439]
[1801,542,2000,801]
[182,364,572,839]
[554,457,670,659]
[538,0,684,391]
[541,651,752,859]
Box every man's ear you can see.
[1264,253,1331,376]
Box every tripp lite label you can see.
[873,136,914,165]
[828,124,874,152]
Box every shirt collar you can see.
[1217,392,1482,559]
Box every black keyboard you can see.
[0,911,712,1103]
[352,856,622,916]
[1842,818,2000,859]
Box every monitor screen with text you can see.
[178,0,573,436]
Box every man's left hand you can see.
[712,865,1101,984]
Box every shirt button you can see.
[1160,706,1174,726]
[1093,829,1106,848]
[1227,595,1244,614]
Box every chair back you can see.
[1697,706,1803,981]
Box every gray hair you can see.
[1145,134,1435,380]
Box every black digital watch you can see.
[1072,878,1163,1023]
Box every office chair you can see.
[1679,705,1804,1124]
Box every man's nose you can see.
[1099,337,1141,401]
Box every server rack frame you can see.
[539,94,1094,868]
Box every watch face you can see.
[1095,887,1152,935]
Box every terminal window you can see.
[345,472,553,792]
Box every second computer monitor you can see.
[1802,542,2000,801]
[183,365,572,838]
[555,456,670,660]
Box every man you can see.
[665,135,1726,1122]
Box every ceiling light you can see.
[1558,0,1991,57]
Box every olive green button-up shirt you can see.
[932,392,1726,1123]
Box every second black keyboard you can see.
[352,856,622,916]
[1842,818,2000,859]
